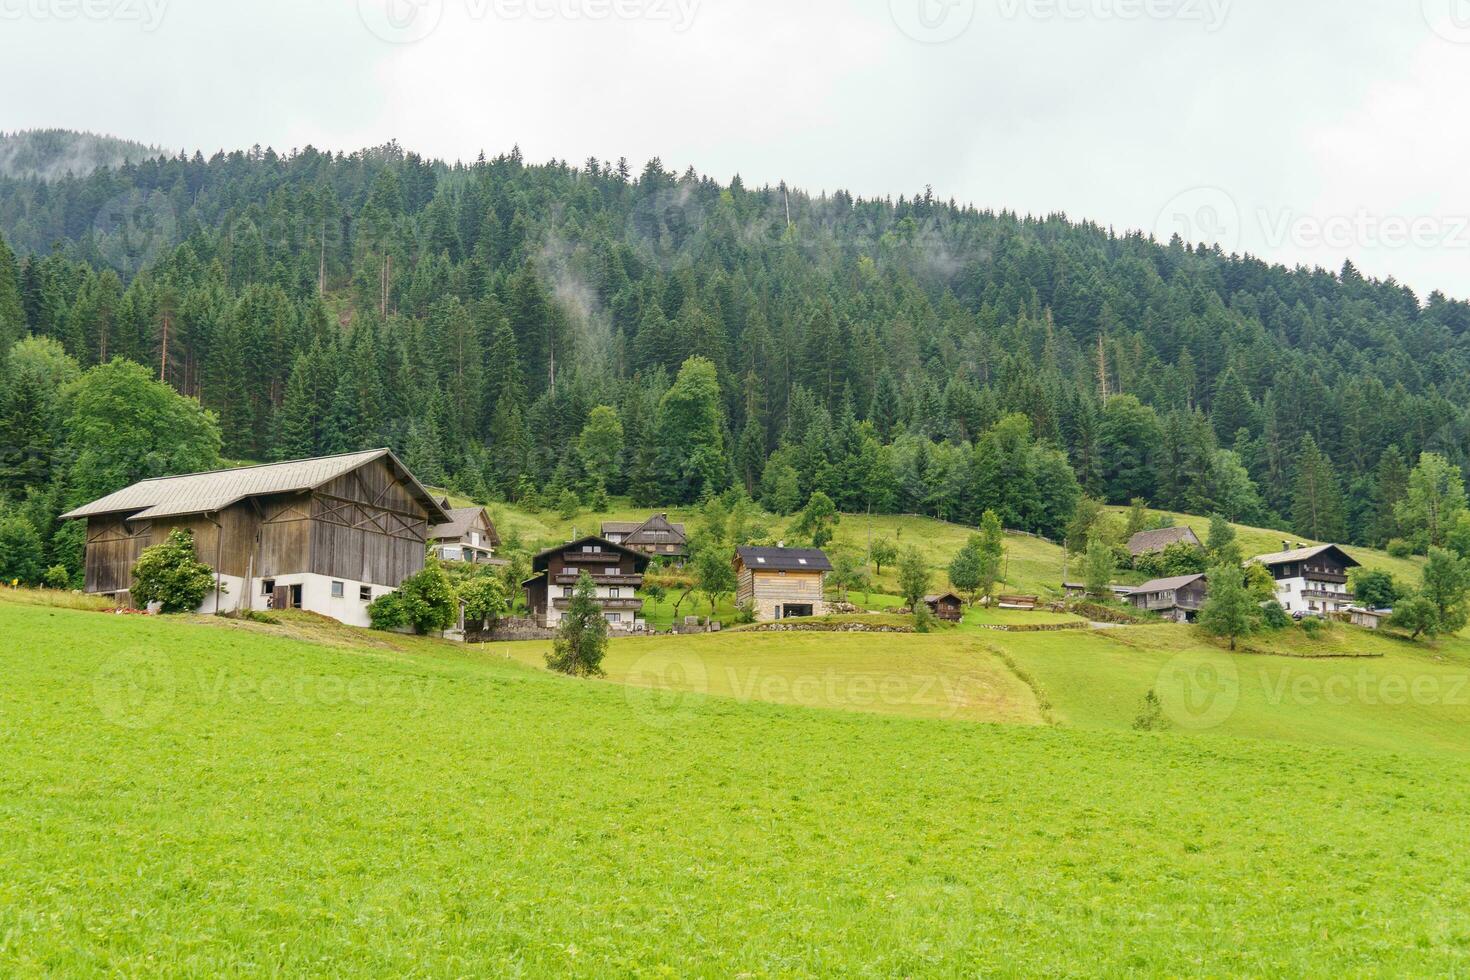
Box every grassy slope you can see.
[5,598,1470,974]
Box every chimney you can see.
[1282,540,1290,550]
[777,540,786,549]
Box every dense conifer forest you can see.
[4,132,1470,582]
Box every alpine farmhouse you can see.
[1251,544,1359,616]
[734,546,832,621]
[61,450,450,627]
[523,535,650,631]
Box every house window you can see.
[360,586,372,602]
[583,545,595,553]
[606,567,620,576]
[605,613,622,624]
[563,587,573,598]
[470,532,480,547]
[261,579,276,596]
[331,581,345,598]
[610,587,621,599]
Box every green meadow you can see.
[5,594,1470,974]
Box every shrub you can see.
[1258,601,1292,631]
[368,591,410,631]
[395,562,458,634]
[459,575,509,632]
[0,515,46,586]
[732,600,756,625]
[1300,617,1324,638]
[131,528,220,613]
[1387,538,1414,559]
[1133,689,1166,731]
[42,565,72,590]
[913,603,937,633]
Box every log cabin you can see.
[523,535,650,632]
[1129,574,1208,623]
[924,592,964,622]
[61,449,450,627]
[734,546,832,621]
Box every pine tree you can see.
[1290,435,1347,542]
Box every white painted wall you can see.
[1276,576,1353,615]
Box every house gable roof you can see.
[430,506,501,546]
[924,592,962,604]
[1127,526,1202,555]
[1250,544,1360,569]
[61,449,451,525]
[735,546,833,572]
[1133,574,1207,594]
[602,514,688,544]
[532,535,650,572]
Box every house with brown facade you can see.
[734,546,832,621]
[430,504,504,566]
[61,449,450,627]
[600,514,688,560]
[924,592,964,622]
[523,535,650,632]
[1129,573,1209,623]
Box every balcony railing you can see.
[1301,589,1354,602]
[554,572,643,587]
[1138,597,1202,611]
[552,597,644,611]
[562,550,621,563]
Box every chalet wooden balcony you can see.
[554,572,643,587]
[552,597,644,611]
[561,550,622,564]
[1301,588,1353,601]
[1303,571,1349,585]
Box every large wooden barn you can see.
[61,449,450,627]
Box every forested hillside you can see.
[0,130,160,182]
[4,135,1470,580]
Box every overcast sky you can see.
[5,0,1470,297]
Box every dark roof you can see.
[603,514,688,546]
[924,592,962,604]
[430,506,501,546]
[532,535,650,572]
[735,546,832,572]
[1251,544,1360,569]
[1133,574,1207,594]
[1127,526,1202,555]
[61,449,451,525]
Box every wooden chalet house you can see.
[1129,574,1208,623]
[924,592,964,622]
[600,514,689,560]
[524,536,650,632]
[1251,544,1358,616]
[733,546,832,621]
[61,450,450,627]
[429,504,505,566]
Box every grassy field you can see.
[6,596,1470,973]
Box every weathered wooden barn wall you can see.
[308,457,428,585]
[84,517,150,594]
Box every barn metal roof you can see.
[61,449,451,524]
